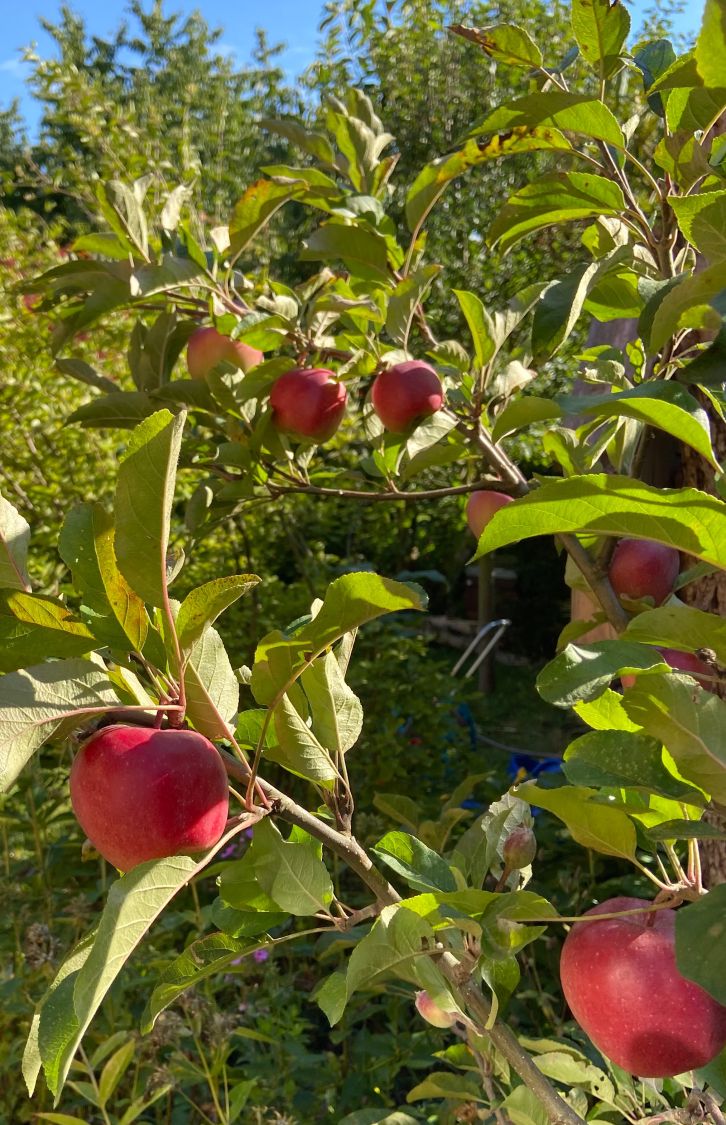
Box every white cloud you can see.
[0,57,23,74]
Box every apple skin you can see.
[269,367,347,442]
[466,490,513,539]
[560,896,726,1077]
[371,361,444,433]
[187,326,263,379]
[621,647,716,692]
[69,725,230,871]
[608,539,680,606]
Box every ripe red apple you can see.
[621,647,716,692]
[70,725,230,871]
[371,360,444,433]
[466,490,513,539]
[560,897,726,1077]
[187,326,263,380]
[608,539,680,606]
[269,367,347,442]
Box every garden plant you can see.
[2,0,726,1122]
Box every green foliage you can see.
[1,0,725,1122]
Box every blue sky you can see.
[0,0,701,138]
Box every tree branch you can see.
[219,749,586,1125]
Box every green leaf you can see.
[468,93,624,148]
[98,1040,136,1107]
[531,262,601,359]
[623,676,726,802]
[675,885,726,1005]
[534,1050,614,1100]
[575,687,641,732]
[452,22,542,67]
[0,592,96,674]
[34,831,239,1100]
[114,410,185,607]
[670,191,726,262]
[251,573,427,706]
[23,932,97,1097]
[252,818,334,916]
[301,651,363,755]
[649,260,726,352]
[315,970,348,1026]
[269,693,338,786]
[218,851,288,922]
[696,0,726,87]
[142,932,262,1032]
[679,323,726,386]
[176,575,260,651]
[373,831,457,894]
[386,265,442,347]
[344,903,450,1016]
[516,782,637,859]
[648,49,702,94]
[501,1085,550,1125]
[66,391,155,429]
[405,128,572,234]
[183,625,239,740]
[373,793,421,832]
[450,794,531,889]
[479,891,556,958]
[563,730,705,803]
[0,658,118,793]
[301,222,391,283]
[96,180,148,258]
[625,605,726,667]
[35,1116,89,1125]
[646,819,725,841]
[473,474,726,572]
[260,118,336,167]
[407,1071,485,1103]
[339,1111,418,1125]
[130,258,206,299]
[229,178,305,257]
[571,0,630,79]
[453,289,496,367]
[488,173,626,254]
[0,492,31,591]
[558,381,719,469]
[538,640,669,705]
[491,397,561,443]
[59,503,148,651]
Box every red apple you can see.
[560,896,726,1077]
[466,490,513,539]
[621,647,716,692]
[608,539,680,606]
[187,326,262,379]
[269,367,347,442]
[70,725,230,871]
[371,360,444,432]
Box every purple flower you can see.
[244,827,255,840]
[253,948,269,963]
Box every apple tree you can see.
[4,0,726,1121]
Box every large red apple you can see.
[560,897,726,1077]
[608,539,680,606]
[187,326,262,379]
[269,367,347,442]
[371,361,444,433]
[621,647,716,692]
[466,490,513,539]
[70,725,230,871]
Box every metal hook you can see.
[451,618,511,680]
